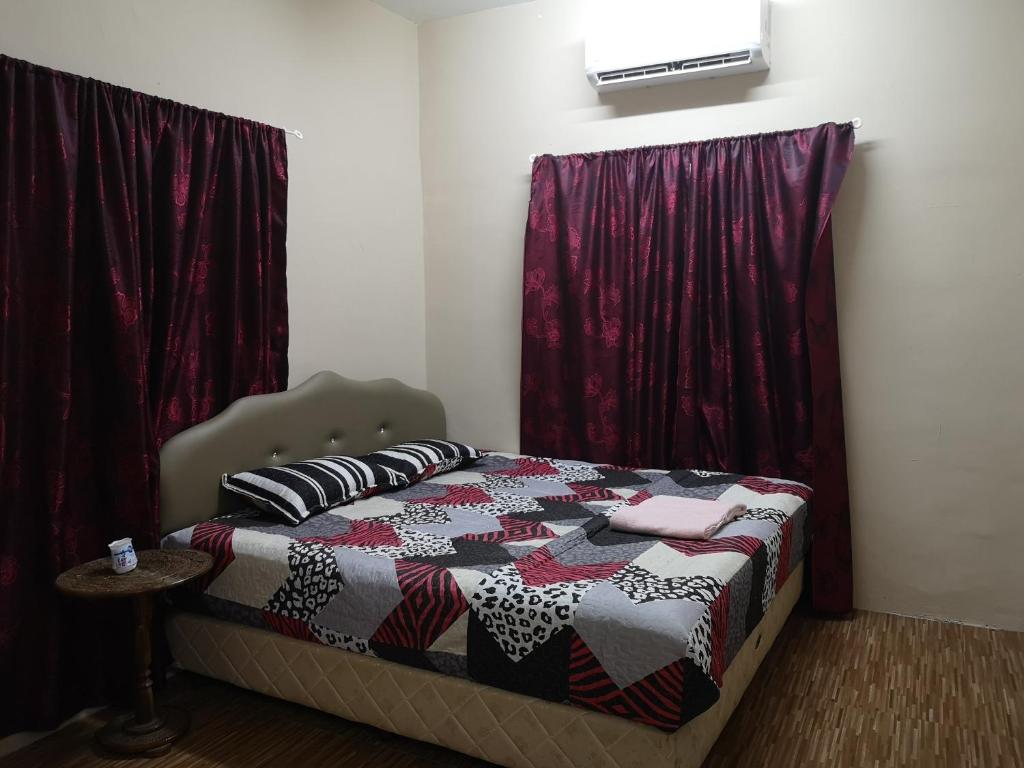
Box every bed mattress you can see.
[162,452,810,731]
[166,560,803,768]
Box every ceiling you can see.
[371,0,533,24]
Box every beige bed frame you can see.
[160,371,802,768]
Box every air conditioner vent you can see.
[596,50,753,86]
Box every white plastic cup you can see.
[108,538,138,574]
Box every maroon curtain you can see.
[0,55,288,734]
[521,123,854,614]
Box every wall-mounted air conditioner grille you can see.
[595,50,753,86]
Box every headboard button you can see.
[378,424,388,435]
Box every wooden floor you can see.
[4,610,1022,767]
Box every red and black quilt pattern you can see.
[163,453,810,731]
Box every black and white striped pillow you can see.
[222,455,408,525]
[366,439,482,483]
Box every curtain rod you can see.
[527,117,863,163]
[283,127,304,139]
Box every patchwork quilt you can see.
[162,452,811,731]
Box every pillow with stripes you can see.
[365,439,482,483]
[222,455,408,525]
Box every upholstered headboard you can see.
[158,371,446,535]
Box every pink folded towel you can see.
[610,496,747,540]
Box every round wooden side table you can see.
[56,548,213,756]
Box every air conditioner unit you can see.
[585,0,771,92]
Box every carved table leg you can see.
[95,594,189,755]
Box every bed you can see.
[158,371,810,768]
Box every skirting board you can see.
[166,560,803,768]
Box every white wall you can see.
[0,0,427,387]
[419,0,1024,630]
